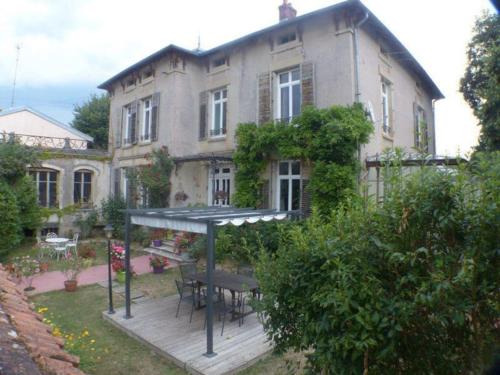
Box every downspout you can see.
[352,9,369,190]
[431,99,437,156]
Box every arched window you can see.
[74,170,92,206]
[29,169,58,208]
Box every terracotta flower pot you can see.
[152,265,165,274]
[40,262,49,273]
[64,279,78,292]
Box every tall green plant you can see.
[0,182,21,259]
[256,153,500,374]
[101,196,126,238]
[138,146,174,208]
[233,105,373,214]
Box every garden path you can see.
[21,255,155,295]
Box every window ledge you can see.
[208,135,227,142]
[272,41,303,55]
[209,66,230,76]
[124,85,136,93]
[141,77,154,86]
[138,140,152,146]
[122,144,134,149]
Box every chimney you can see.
[279,0,297,22]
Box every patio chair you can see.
[175,279,199,323]
[236,265,260,325]
[36,236,53,258]
[179,263,197,286]
[53,245,69,261]
[203,288,229,336]
[65,233,79,256]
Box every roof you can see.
[0,106,94,142]
[365,153,467,168]
[0,264,86,375]
[127,207,299,234]
[98,0,443,99]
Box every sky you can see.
[0,0,495,155]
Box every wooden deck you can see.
[102,295,272,375]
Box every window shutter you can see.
[114,168,121,197]
[413,102,419,148]
[199,91,208,140]
[300,179,312,217]
[259,179,270,209]
[151,92,160,141]
[301,62,315,109]
[131,101,138,144]
[258,72,272,124]
[115,108,122,148]
[422,110,428,153]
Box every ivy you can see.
[233,105,373,214]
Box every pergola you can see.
[120,206,299,357]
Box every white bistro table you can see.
[45,237,70,260]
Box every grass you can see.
[31,268,186,375]
[30,262,298,375]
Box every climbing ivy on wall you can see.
[233,104,373,215]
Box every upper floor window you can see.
[74,170,92,206]
[381,79,392,134]
[143,70,153,80]
[414,106,428,151]
[29,169,58,208]
[212,57,227,68]
[211,88,227,137]
[277,68,301,123]
[278,32,297,45]
[209,166,232,207]
[126,78,135,87]
[277,161,301,211]
[123,103,137,145]
[141,98,152,142]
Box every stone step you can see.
[143,247,191,264]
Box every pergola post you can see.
[204,221,216,357]
[124,211,132,319]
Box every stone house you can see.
[99,0,443,211]
[0,106,110,235]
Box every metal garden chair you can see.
[175,279,199,323]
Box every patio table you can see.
[188,270,258,321]
[45,238,70,259]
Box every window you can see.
[141,98,152,142]
[143,70,153,80]
[277,68,301,123]
[74,170,92,206]
[126,78,135,87]
[213,57,227,68]
[209,166,232,207]
[211,88,227,137]
[381,79,392,134]
[277,161,301,211]
[29,170,58,208]
[278,32,297,45]
[123,103,136,145]
[415,106,428,150]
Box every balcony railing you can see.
[1,132,89,150]
[209,127,226,137]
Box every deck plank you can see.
[103,295,272,375]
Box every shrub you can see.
[256,153,500,374]
[74,209,98,239]
[14,175,42,232]
[77,242,97,259]
[101,196,126,238]
[0,182,21,259]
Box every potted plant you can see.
[111,244,126,283]
[174,232,197,261]
[151,229,165,247]
[59,254,88,292]
[11,256,40,291]
[149,255,169,274]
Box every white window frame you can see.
[73,170,92,206]
[208,165,232,207]
[124,105,133,145]
[141,97,152,142]
[30,169,58,208]
[211,88,227,138]
[276,160,301,211]
[276,67,301,123]
[381,79,392,134]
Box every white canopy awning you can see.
[128,207,297,234]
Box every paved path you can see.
[21,255,154,295]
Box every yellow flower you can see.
[82,330,89,337]
[90,339,95,343]
[91,348,95,351]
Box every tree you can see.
[255,153,500,374]
[0,181,21,258]
[71,93,110,149]
[460,11,500,152]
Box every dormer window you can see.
[278,31,297,45]
[213,57,227,68]
[143,70,153,80]
[126,78,135,87]
[380,44,389,60]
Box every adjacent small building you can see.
[0,106,111,235]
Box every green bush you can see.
[256,153,500,374]
[13,175,42,232]
[0,182,21,259]
[101,196,126,238]
[74,209,99,239]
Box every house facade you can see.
[99,0,443,211]
[0,107,111,235]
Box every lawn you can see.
[30,266,299,374]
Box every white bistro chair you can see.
[65,233,79,256]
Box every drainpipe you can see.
[352,8,369,190]
[431,99,437,156]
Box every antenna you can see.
[11,44,21,108]
[197,32,201,51]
